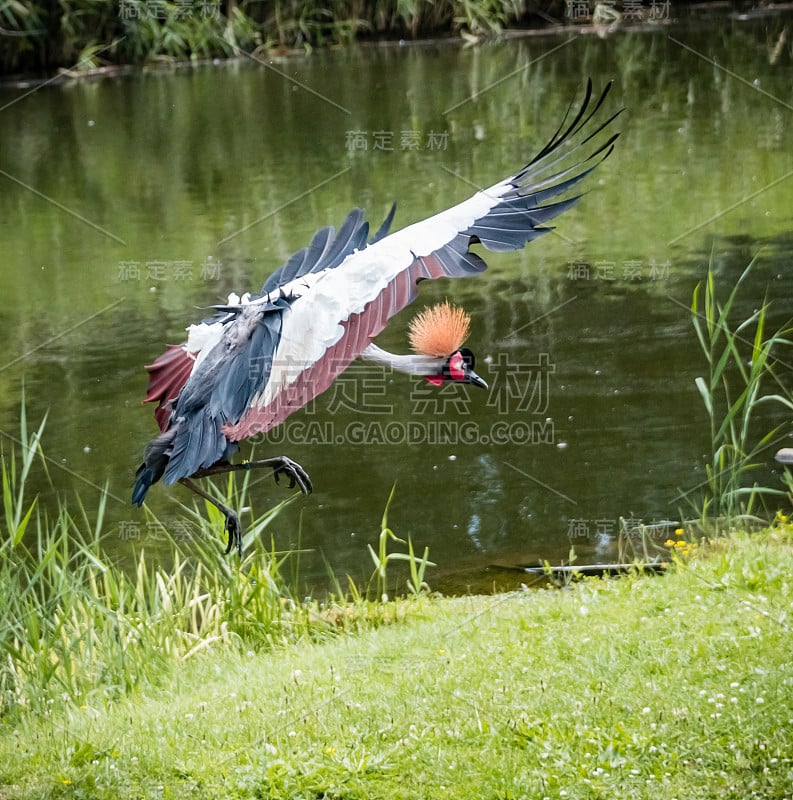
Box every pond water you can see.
[1,8,792,595]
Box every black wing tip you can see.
[518,78,623,178]
[459,80,620,255]
[371,202,397,244]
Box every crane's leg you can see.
[179,456,313,557]
[179,477,244,556]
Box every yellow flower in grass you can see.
[675,528,685,536]
[665,537,696,557]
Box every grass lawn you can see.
[1,529,792,799]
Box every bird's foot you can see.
[268,456,313,495]
[223,509,243,558]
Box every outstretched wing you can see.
[139,208,397,486]
[224,79,621,441]
[142,207,394,433]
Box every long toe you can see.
[273,457,312,495]
[224,510,243,557]
[295,463,312,494]
[286,459,312,494]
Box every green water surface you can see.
[1,9,792,592]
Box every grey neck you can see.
[360,343,444,377]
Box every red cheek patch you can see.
[448,352,466,381]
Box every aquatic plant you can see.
[366,484,435,602]
[687,258,793,531]
[0,0,548,73]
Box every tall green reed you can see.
[0,408,305,721]
[366,484,435,602]
[1,397,45,546]
[0,405,433,722]
[688,258,792,530]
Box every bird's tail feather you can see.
[132,424,180,506]
[132,466,156,507]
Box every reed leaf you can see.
[688,258,792,530]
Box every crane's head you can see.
[408,301,488,390]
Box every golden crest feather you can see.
[408,300,471,357]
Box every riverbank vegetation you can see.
[2,403,793,798]
[0,405,407,727]
[2,344,793,796]
[1,513,792,798]
[3,0,553,75]
[689,259,793,530]
[1,0,714,76]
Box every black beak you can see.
[467,368,488,390]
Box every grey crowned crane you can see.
[133,79,621,555]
